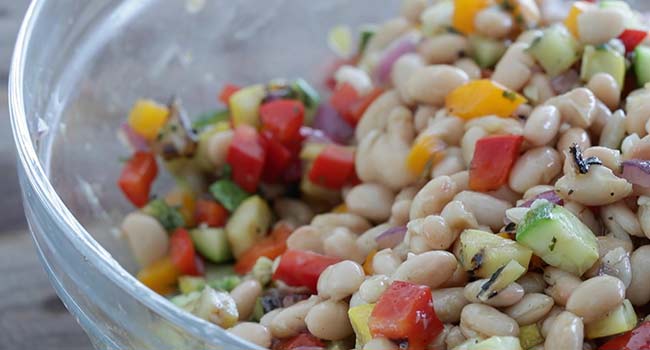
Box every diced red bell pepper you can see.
[218,84,241,105]
[619,29,648,53]
[169,228,204,276]
[307,144,355,189]
[346,88,383,126]
[369,281,443,349]
[226,125,266,193]
[284,157,303,183]
[234,222,294,274]
[260,99,305,145]
[261,131,293,184]
[599,321,650,350]
[272,249,341,293]
[118,151,158,208]
[469,135,523,192]
[273,332,325,350]
[193,199,228,227]
[330,83,361,124]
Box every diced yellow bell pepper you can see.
[128,99,169,141]
[363,249,377,275]
[445,79,527,120]
[586,299,637,339]
[332,203,348,213]
[229,84,265,128]
[213,120,231,132]
[348,303,375,348]
[300,143,327,161]
[453,0,493,34]
[165,187,196,227]
[137,256,180,295]
[564,1,593,38]
[406,133,445,175]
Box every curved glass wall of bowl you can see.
[10,0,397,349]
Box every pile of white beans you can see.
[120,0,650,349]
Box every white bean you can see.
[274,199,314,227]
[357,224,391,257]
[464,281,525,307]
[392,251,457,289]
[311,213,371,235]
[587,73,620,110]
[207,130,234,168]
[356,90,403,142]
[543,267,581,306]
[432,288,470,324]
[544,311,583,350]
[600,109,627,149]
[493,43,535,91]
[358,275,392,304]
[589,101,612,138]
[391,53,425,104]
[227,322,272,348]
[317,260,365,301]
[546,88,596,129]
[364,337,398,350]
[432,147,465,178]
[517,272,547,294]
[269,296,320,338]
[372,249,403,276]
[418,33,469,64]
[504,293,554,326]
[566,276,625,324]
[345,183,395,222]
[230,280,262,321]
[410,175,459,219]
[461,126,488,166]
[524,73,556,105]
[407,65,469,106]
[453,191,512,231]
[323,228,365,263]
[583,146,621,173]
[400,0,427,22]
[475,6,513,39]
[524,105,561,146]
[577,8,625,45]
[602,201,643,237]
[121,212,169,267]
[454,58,482,80]
[460,304,520,337]
[407,215,456,252]
[508,147,562,194]
[305,300,353,341]
[625,87,650,137]
[287,226,324,254]
[557,128,591,158]
[627,245,650,306]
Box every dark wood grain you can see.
[0,1,92,349]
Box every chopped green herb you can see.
[549,236,557,252]
[208,275,241,292]
[191,109,229,131]
[502,90,518,101]
[142,199,185,231]
[292,78,320,114]
[357,26,376,55]
[219,163,232,179]
[209,179,250,212]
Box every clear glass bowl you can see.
[9,1,396,349]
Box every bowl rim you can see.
[8,1,259,348]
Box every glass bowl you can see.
[9,1,396,349]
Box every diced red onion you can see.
[375,33,419,84]
[375,226,407,249]
[621,159,650,188]
[299,126,333,144]
[119,122,149,151]
[520,190,564,208]
[550,69,579,94]
[311,104,354,143]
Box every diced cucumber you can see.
[469,336,522,350]
[250,297,265,322]
[528,25,580,77]
[178,276,207,294]
[634,45,650,87]
[516,201,599,276]
[190,227,232,263]
[519,324,544,349]
[209,179,250,212]
[229,84,265,128]
[586,299,637,339]
[469,35,507,68]
[251,256,274,285]
[292,78,320,122]
[191,286,239,328]
[208,275,241,292]
[225,195,272,257]
[142,199,185,232]
[458,229,533,278]
[192,125,224,172]
[191,109,229,132]
[169,291,201,311]
[204,264,236,281]
[581,45,626,90]
[478,260,526,301]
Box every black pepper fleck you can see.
[568,189,574,195]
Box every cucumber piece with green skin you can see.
[528,25,580,77]
[478,260,526,301]
[516,201,599,276]
[581,45,626,90]
[519,324,544,349]
[142,199,185,231]
[225,195,272,257]
[634,45,650,87]
[458,229,533,278]
[469,336,522,350]
[586,299,637,339]
[178,276,207,294]
[190,227,232,263]
[469,35,507,68]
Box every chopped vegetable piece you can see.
[118,151,158,208]
[452,0,492,35]
[170,291,201,311]
[191,109,229,132]
[406,132,446,175]
[599,321,650,350]
[516,200,599,276]
[208,275,241,292]
[330,83,361,126]
[226,125,266,193]
[328,25,353,58]
[292,78,321,120]
[469,35,508,69]
[272,249,341,293]
[459,229,533,278]
[261,131,294,183]
[369,281,443,349]
[274,333,325,350]
[634,45,650,87]
[137,256,180,295]
[477,260,526,301]
[190,227,232,263]
[587,299,637,339]
[358,26,376,55]
[308,144,355,189]
[581,45,626,90]
[209,179,250,212]
[260,99,305,145]
[191,286,239,328]
[229,84,266,127]
[346,88,383,126]
[178,276,206,294]
[127,99,169,141]
[193,199,228,228]
[564,1,594,38]
[218,84,241,105]
[143,198,185,231]
[469,135,523,191]
[349,303,375,348]
[445,79,527,119]
[470,336,522,350]
[619,29,648,53]
[251,256,274,286]
[151,99,198,160]
[519,324,544,349]
[528,25,580,77]
[225,195,272,258]
[170,228,204,276]
[363,249,376,275]
[234,222,293,274]
[164,186,196,228]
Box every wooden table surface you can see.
[0,2,92,349]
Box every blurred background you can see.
[0,1,90,349]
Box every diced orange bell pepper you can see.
[165,187,196,227]
[564,1,594,38]
[453,0,493,34]
[137,256,180,295]
[445,79,527,120]
[128,99,169,141]
[363,249,377,275]
[406,133,446,175]
[332,203,348,213]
